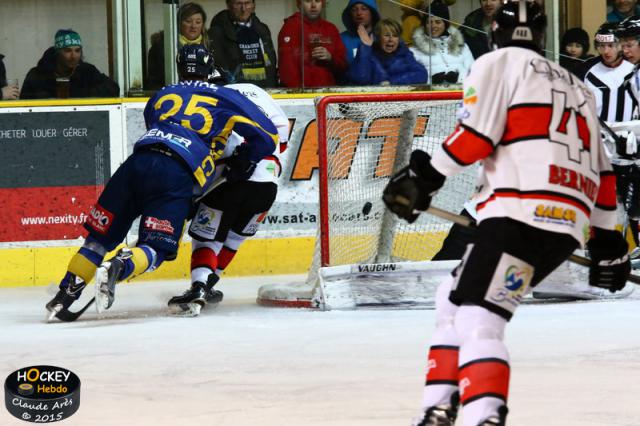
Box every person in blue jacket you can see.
[346,18,427,86]
[45,45,278,321]
[340,0,381,64]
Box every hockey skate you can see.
[46,274,95,322]
[478,405,508,426]
[412,393,459,426]
[95,249,129,313]
[168,276,223,317]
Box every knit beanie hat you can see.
[422,1,450,29]
[55,29,82,50]
[561,27,589,53]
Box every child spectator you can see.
[559,27,593,78]
[21,29,119,99]
[146,2,209,90]
[340,0,381,64]
[278,0,347,88]
[410,1,473,85]
[346,18,427,86]
[460,0,500,59]
[208,0,278,87]
[1,54,19,100]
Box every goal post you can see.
[258,92,472,308]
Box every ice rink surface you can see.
[1,275,640,425]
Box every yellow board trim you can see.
[0,237,316,288]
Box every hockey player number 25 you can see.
[155,94,219,135]
[548,90,597,172]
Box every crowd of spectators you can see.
[3,0,639,99]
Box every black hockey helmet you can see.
[618,15,640,40]
[594,22,620,48]
[177,44,214,81]
[490,0,547,52]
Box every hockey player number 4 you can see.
[548,89,598,173]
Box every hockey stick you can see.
[426,206,640,285]
[48,297,96,322]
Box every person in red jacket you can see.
[278,0,347,88]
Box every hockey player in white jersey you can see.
[168,83,289,316]
[382,1,631,425]
[583,23,637,122]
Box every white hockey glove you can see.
[614,130,638,158]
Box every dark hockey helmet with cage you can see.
[593,22,620,49]
[176,44,227,84]
[618,15,640,40]
[490,0,547,52]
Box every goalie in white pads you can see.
[168,83,289,316]
[382,2,631,425]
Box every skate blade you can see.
[95,267,108,314]
[46,304,62,323]
[168,302,203,317]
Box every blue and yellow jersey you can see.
[136,81,278,190]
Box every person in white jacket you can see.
[410,1,474,85]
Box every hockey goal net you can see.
[257,92,473,307]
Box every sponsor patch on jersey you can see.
[533,204,577,225]
[190,206,222,239]
[86,204,113,234]
[241,211,268,235]
[484,253,533,315]
[143,216,175,234]
[463,87,477,105]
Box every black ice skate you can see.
[168,278,223,317]
[204,273,223,304]
[46,275,95,322]
[478,406,508,426]
[95,249,129,313]
[412,392,459,426]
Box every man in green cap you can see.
[21,29,119,99]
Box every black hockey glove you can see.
[224,144,257,183]
[382,150,446,223]
[587,227,631,292]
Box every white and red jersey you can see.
[583,58,637,122]
[432,47,618,246]
[216,83,289,184]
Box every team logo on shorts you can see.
[485,254,533,314]
[196,209,215,225]
[86,204,113,234]
[143,217,174,234]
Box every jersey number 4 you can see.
[548,90,597,173]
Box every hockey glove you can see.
[382,150,446,223]
[587,227,631,292]
[224,144,258,183]
[614,130,639,159]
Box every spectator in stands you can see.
[410,1,473,85]
[1,54,19,100]
[146,2,209,90]
[341,0,381,65]
[278,0,347,88]
[346,18,427,86]
[460,0,500,59]
[21,29,119,99]
[399,0,424,47]
[208,0,277,87]
[607,0,640,23]
[559,27,593,78]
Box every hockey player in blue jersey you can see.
[45,45,278,321]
